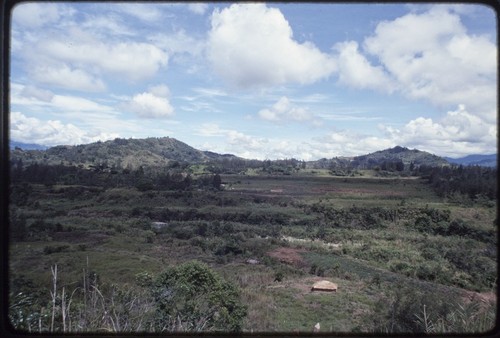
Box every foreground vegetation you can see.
[8,160,497,333]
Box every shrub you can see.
[370,284,458,333]
[273,270,285,282]
[389,260,414,277]
[152,261,246,332]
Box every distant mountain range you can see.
[9,138,496,168]
[444,154,497,167]
[10,140,48,151]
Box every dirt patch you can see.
[267,247,307,267]
[462,291,497,306]
[459,290,497,312]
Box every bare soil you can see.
[267,247,307,267]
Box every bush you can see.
[152,261,246,332]
[389,260,414,277]
[370,284,458,333]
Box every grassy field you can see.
[8,172,497,333]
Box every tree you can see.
[152,261,246,332]
[395,160,405,172]
[212,174,222,190]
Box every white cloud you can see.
[381,104,496,157]
[207,3,337,89]
[11,82,116,114]
[195,123,228,137]
[51,95,116,113]
[188,3,209,15]
[30,64,106,92]
[149,84,171,97]
[39,34,169,82]
[258,96,317,123]
[362,6,496,122]
[334,41,395,93]
[127,88,175,119]
[194,124,271,159]
[13,2,74,28]
[15,23,169,92]
[117,3,164,22]
[192,87,227,97]
[150,29,205,57]
[80,13,136,37]
[10,112,118,146]
[317,131,395,157]
[20,85,54,102]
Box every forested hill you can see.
[352,146,450,168]
[10,138,487,171]
[10,137,241,169]
[308,146,449,170]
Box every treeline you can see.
[416,165,497,200]
[10,162,222,192]
[205,157,305,175]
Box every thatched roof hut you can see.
[311,280,338,292]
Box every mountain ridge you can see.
[444,154,497,167]
[10,140,48,151]
[10,137,241,169]
[9,137,495,168]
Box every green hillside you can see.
[10,137,240,170]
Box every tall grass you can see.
[9,264,156,333]
[415,300,496,333]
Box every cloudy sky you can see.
[10,2,497,160]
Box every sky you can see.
[9,2,498,160]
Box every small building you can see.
[311,280,338,292]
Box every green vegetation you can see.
[8,144,497,334]
[152,261,246,332]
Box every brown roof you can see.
[311,280,338,292]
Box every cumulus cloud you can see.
[316,130,395,158]
[381,104,496,157]
[334,41,395,93]
[127,86,175,118]
[258,96,318,124]
[195,103,494,158]
[360,6,496,122]
[10,112,118,146]
[207,3,337,89]
[194,123,271,159]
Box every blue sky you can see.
[9,2,497,160]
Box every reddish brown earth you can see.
[463,291,497,305]
[267,247,307,267]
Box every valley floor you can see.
[8,173,497,333]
